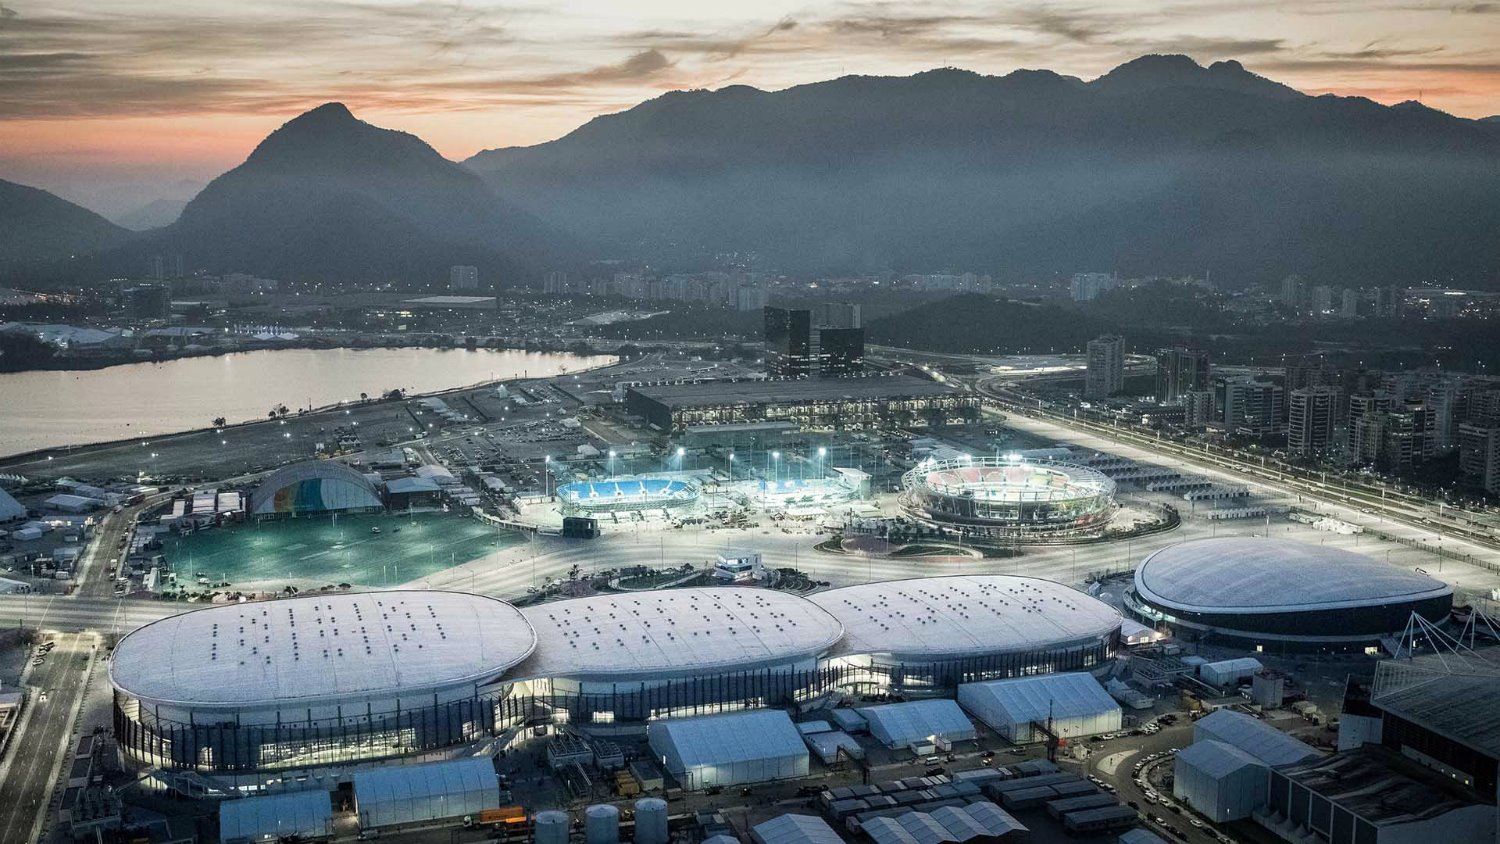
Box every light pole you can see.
[543,455,552,499]
[772,451,781,485]
[727,452,735,479]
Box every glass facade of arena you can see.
[115,629,1116,774]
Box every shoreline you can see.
[0,336,625,376]
[0,349,623,466]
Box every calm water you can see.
[0,347,613,458]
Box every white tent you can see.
[0,488,25,522]
[220,789,333,843]
[752,814,843,844]
[1193,709,1320,767]
[858,699,977,748]
[649,710,808,790]
[352,758,498,831]
[958,673,1121,743]
[1173,739,1270,822]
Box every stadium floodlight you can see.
[1005,452,1022,462]
[608,450,616,457]
[817,447,827,457]
[676,447,685,456]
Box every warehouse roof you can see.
[628,375,956,407]
[0,488,27,521]
[220,789,332,843]
[812,576,1120,661]
[651,710,807,770]
[859,699,976,747]
[752,814,843,844]
[110,591,536,708]
[959,673,1119,724]
[1193,710,1320,768]
[1136,538,1452,614]
[514,588,842,681]
[1371,660,1500,761]
[1176,739,1266,778]
[1277,747,1482,826]
[862,802,1027,844]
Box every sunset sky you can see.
[2,0,1497,217]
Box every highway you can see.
[0,633,98,844]
[975,377,1500,557]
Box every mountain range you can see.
[3,55,1498,288]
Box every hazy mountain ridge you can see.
[467,55,1500,286]
[0,179,134,265]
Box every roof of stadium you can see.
[110,591,536,708]
[1135,538,1452,615]
[627,374,956,406]
[558,478,695,502]
[810,575,1121,660]
[513,588,843,681]
[249,460,383,514]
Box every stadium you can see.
[1125,537,1455,652]
[110,576,1123,785]
[557,477,699,516]
[249,460,384,517]
[902,457,1116,535]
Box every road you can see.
[0,633,98,844]
[976,379,1500,553]
[1085,725,1227,844]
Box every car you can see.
[31,657,44,666]
[1190,819,1205,828]
[38,691,48,702]
[1127,801,1139,809]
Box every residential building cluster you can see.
[542,270,772,311]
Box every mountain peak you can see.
[241,101,450,174]
[290,101,356,124]
[1092,54,1302,100]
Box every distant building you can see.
[542,271,568,295]
[734,286,768,312]
[765,306,814,377]
[1183,390,1215,428]
[1215,377,1285,435]
[1288,386,1340,457]
[1280,275,1306,312]
[449,265,479,291]
[1070,272,1117,302]
[1458,420,1500,494]
[816,301,861,329]
[1311,284,1336,315]
[1084,334,1124,399]
[1340,287,1361,319]
[1155,347,1211,404]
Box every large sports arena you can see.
[902,457,1116,535]
[1125,537,1454,652]
[111,576,1120,785]
[557,477,699,515]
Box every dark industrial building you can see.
[764,305,865,378]
[625,375,978,433]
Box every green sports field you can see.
[162,512,525,588]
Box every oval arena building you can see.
[111,578,1122,783]
[1126,538,1454,652]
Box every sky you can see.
[1,0,1497,218]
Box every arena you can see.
[557,477,698,516]
[1125,537,1455,652]
[901,456,1116,535]
[810,575,1122,687]
[110,592,536,777]
[249,460,384,516]
[110,577,1123,784]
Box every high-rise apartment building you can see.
[1070,272,1117,302]
[1085,335,1125,399]
[1154,347,1211,404]
[1288,386,1340,457]
[1215,377,1285,435]
[1459,420,1500,495]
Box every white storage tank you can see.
[585,804,620,844]
[535,810,570,844]
[634,798,668,844]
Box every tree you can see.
[213,416,226,428]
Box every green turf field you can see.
[162,512,525,588]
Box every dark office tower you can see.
[1154,347,1211,404]
[817,302,862,329]
[765,307,813,377]
[122,283,171,320]
[818,327,866,377]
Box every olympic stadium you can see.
[110,576,1122,783]
[249,460,384,517]
[901,457,1116,535]
[1125,537,1455,652]
[557,477,698,516]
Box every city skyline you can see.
[1,0,1498,214]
